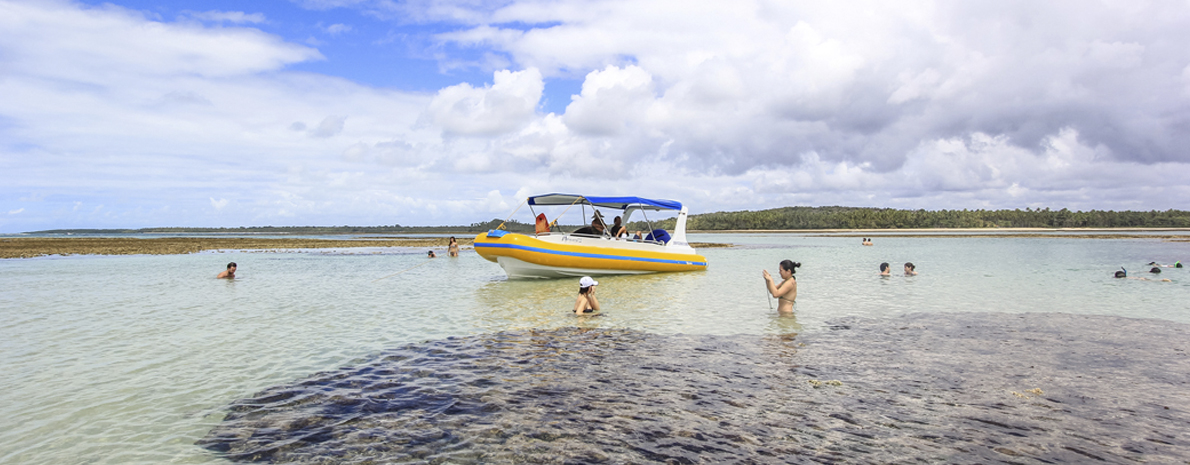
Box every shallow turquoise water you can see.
[0,233,1187,463]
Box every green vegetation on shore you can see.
[674,206,1190,230]
[28,207,1190,235]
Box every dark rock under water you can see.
[199,313,1190,464]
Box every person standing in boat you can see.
[762,260,799,313]
[574,276,601,314]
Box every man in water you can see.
[217,262,236,279]
[427,250,436,258]
[879,262,890,276]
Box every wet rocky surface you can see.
[199,312,1190,464]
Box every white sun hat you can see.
[579,276,598,288]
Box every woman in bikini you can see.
[447,237,460,257]
[762,260,800,313]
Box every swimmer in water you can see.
[904,262,917,276]
[574,276,601,315]
[763,260,800,313]
[879,262,890,276]
[217,262,236,279]
[427,250,436,258]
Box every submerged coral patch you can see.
[199,313,1190,463]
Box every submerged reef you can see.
[200,313,1190,463]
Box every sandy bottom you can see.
[199,312,1189,464]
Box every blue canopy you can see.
[527,193,682,211]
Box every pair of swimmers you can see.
[1115,267,1173,281]
[880,262,916,276]
[427,237,462,259]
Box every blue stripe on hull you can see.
[474,242,707,267]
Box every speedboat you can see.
[474,193,708,279]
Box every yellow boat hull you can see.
[474,231,707,279]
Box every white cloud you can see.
[563,65,655,135]
[425,68,544,136]
[310,116,347,138]
[7,208,24,215]
[183,10,267,24]
[3,0,1190,232]
[323,23,352,35]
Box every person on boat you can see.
[574,276,601,314]
[217,262,236,279]
[447,237,460,257]
[632,231,643,240]
[609,216,628,238]
[904,262,917,276]
[572,214,607,237]
[879,262,890,276]
[763,260,800,313]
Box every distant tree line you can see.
[657,206,1190,230]
[29,207,1190,235]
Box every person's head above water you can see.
[904,262,915,271]
[1150,267,1161,273]
[227,262,236,270]
[779,260,801,273]
[1114,268,1127,278]
[880,262,890,273]
[578,276,598,294]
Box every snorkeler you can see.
[879,262,890,276]
[574,276,601,314]
[762,260,800,313]
[904,262,917,276]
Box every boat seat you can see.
[645,229,671,244]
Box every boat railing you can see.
[534,230,667,246]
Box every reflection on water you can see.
[201,313,1190,464]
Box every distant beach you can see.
[0,237,469,259]
[0,236,732,259]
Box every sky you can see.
[2,0,1189,232]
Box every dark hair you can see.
[880,262,889,272]
[227,262,237,269]
[779,260,801,274]
[904,262,915,270]
[1114,270,1127,278]
[1150,267,1161,273]
[579,286,591,295]
[449,236,456,243]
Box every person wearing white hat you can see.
[574,276,601,314]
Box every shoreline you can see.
[0,237,473,259]
[0,237,734,259]
[4,229,1187,258]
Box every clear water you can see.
[1,233,1188,464]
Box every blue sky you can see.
[3,0,1190,232]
